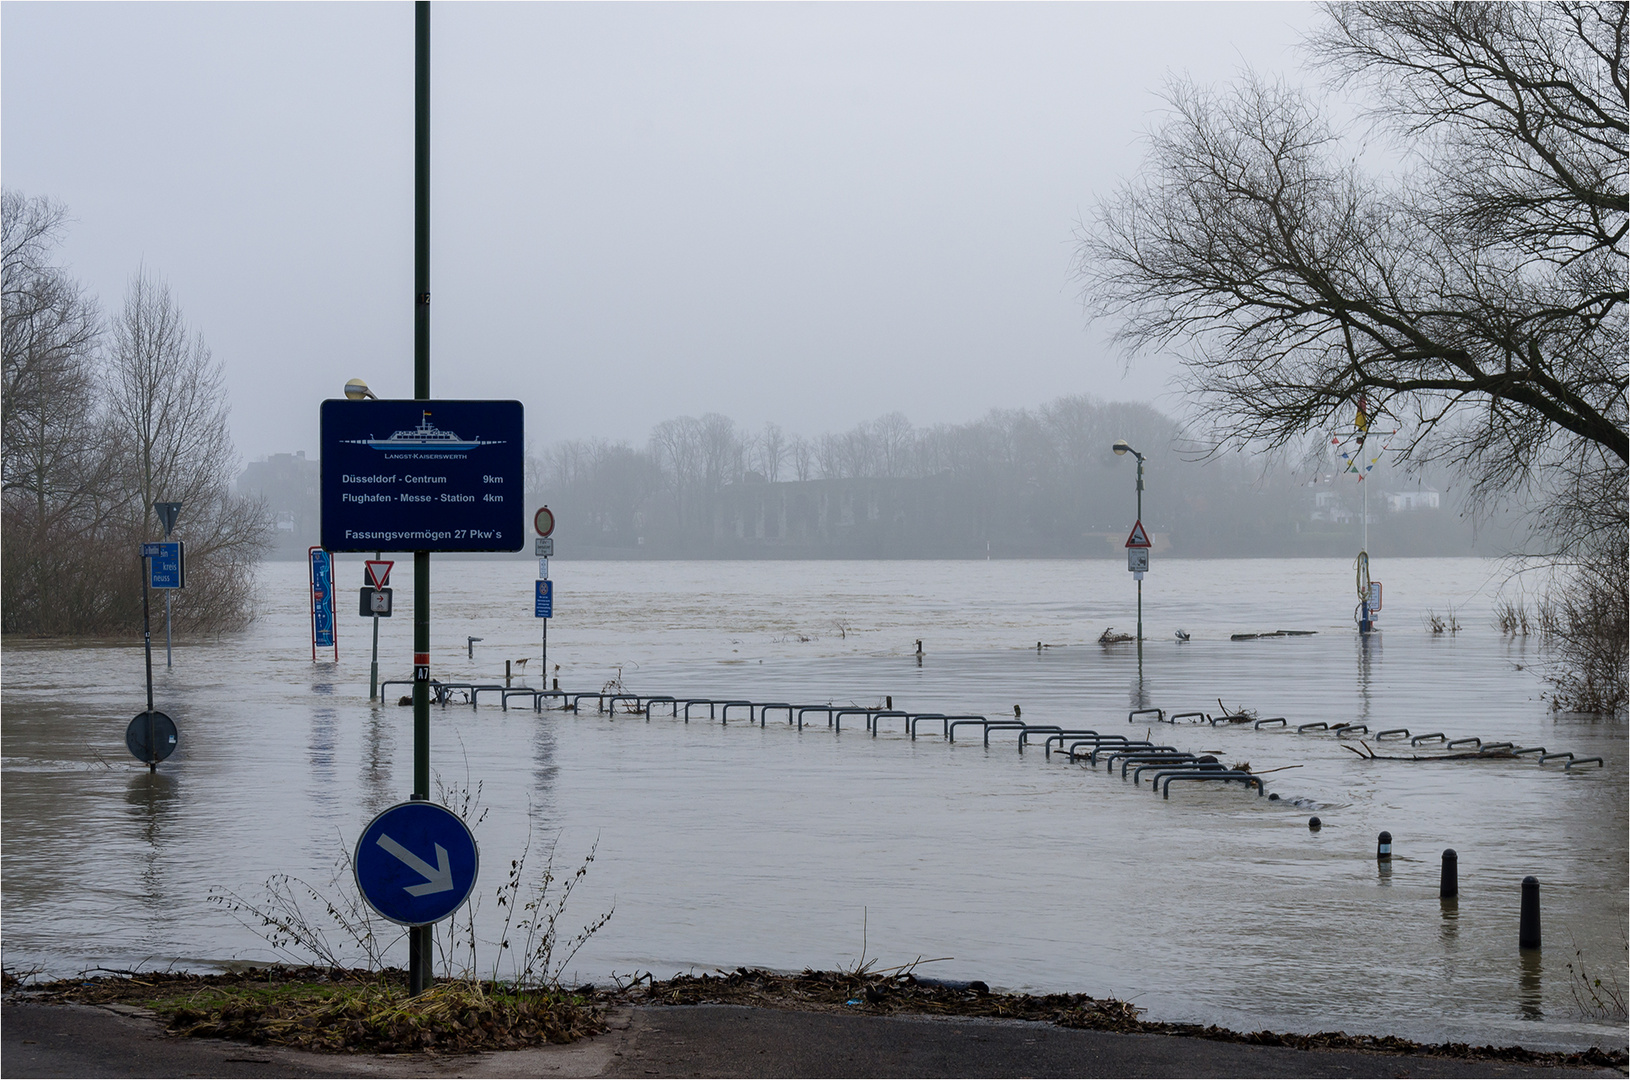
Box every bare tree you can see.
[3,200,267,634]
[1,192,109,530]
[1076,2,1626,553]
[1,192,119,633]
[837,422,877,479]
[649,415,705,532]
[697,413,743,491]
[1076,1,1626,708]
[788,434,815,482]
[873,412,915,478]
[754,421,786,482]
[104,269,268,631]
[816,432,841,480]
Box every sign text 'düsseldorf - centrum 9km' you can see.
[320,400,524,553]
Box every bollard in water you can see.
[916,639,923,656]
[1014,704,1021,720]
[886,696,892,711]
[505,659,512,687]
[553,677,559,691]
[1377,830,1392,861]
[1309,816,1321,831]
[1440,849,1458,898]
[1520,876,1541,950]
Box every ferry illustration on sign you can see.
[343,412,505,453]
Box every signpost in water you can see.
[153,501,183,668]
[308,547,337,663]
[134,542,181,771]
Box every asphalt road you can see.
[3,1001,1620,1079]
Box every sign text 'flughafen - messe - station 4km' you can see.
[320,400,524,552]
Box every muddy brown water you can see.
[3,558,1624,1052]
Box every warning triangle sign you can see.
[365,560,394,588]
[1125,520,1152,548]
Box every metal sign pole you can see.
[370,550,382,701]
[141,554,156,772]
[410,0,434,998]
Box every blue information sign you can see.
[309,547,335,651]
[535,578,553,618]
[320,399,524,552]
[354,801,479,926]
[143,541,185,589]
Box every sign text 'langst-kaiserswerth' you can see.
[320,400,524,552]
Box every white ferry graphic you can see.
[344,412,504,452]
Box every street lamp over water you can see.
[1112,440,1146,645]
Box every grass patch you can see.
[21,966,605,1054]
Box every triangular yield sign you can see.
[1125,520,1152,548]
[154,501,183,536]
[365,560,394,588]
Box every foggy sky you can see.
[2,2,1315,464]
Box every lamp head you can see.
[1112,440,1132,457]
[344,378,377,401]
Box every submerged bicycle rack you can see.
[1225,716,1606,770]
[411,682,1608,783]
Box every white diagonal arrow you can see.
[376,834,454,896]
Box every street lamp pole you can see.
[344,380,383,701]
[1113,440,1146,646]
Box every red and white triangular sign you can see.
[1125,520,1152,548]
[365,560,394,588]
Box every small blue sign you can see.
[320,399,524,552]
[310,547,335,649]
[535,578,553,618]
[144,541,185,589]
[355,801,480,926]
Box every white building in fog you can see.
[1384,488,1440,512]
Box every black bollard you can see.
[1520,876,1541,950]
[1440,849,1458,898]
[916,639,923,656]
[1377,830,1393,861]
[1013,704,1021,720]
[553,677,559,691]
[886,695,892,710]
[1309,816,1321,830]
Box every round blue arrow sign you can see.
[354,801,479,926]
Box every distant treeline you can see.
[527,396,1513,559]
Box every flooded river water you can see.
[3,557,1625,1051]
